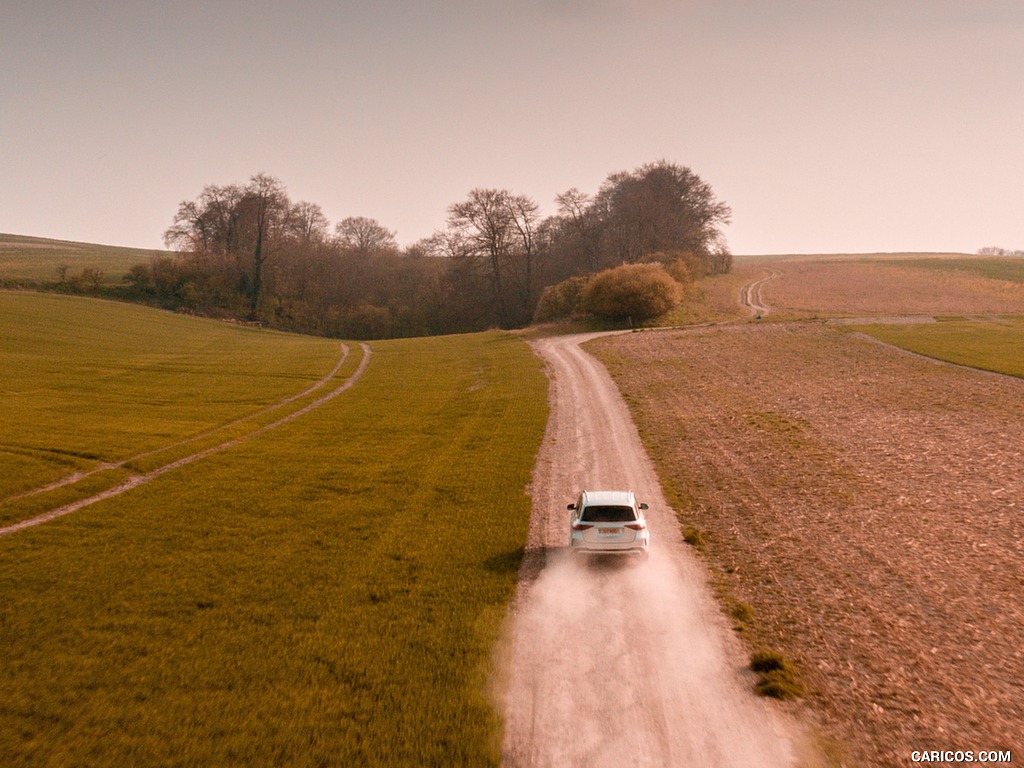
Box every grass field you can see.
[0,233,165,284]
[0,293,548,766]
[0,291,344,514]
[855,316,1024,378]
[875,255,1024,284]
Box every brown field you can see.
[758,259,1024,317]
[589,324,1023,767]
[734,252,972,265]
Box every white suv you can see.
[567,490,650,557]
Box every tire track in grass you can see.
[0,344,371,538]
[5,342,352,503]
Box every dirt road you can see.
[500,333,799,767]
[738,268,778,317]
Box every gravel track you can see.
[499,332,800,767]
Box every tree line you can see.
[126,160,731,338]
[976,246,1024,257]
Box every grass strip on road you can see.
[0,329,548,767]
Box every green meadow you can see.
[0,233,165,284]
[874,255,1024,284]
[855,316,1024,378]
[0,293,548,766]
[1,290,344,517]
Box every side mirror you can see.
[639,503,649,510]
[567,503,576,510]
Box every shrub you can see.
[533,276,589,322]
[80,267,105,291]
[648,250,701,283]
[580,262,682,322]
[123,264,154,295]
[343,303,393,339]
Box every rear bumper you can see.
[570,544,649,557]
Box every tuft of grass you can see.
[683,526,706,550]
[751,651,806,700]
[730,601,754,626]
[750,650,787,673]
[755,670,807,700]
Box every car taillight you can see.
[625,522,646,531]
[572,521,594,530]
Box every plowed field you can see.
[589,323,1024,766]
[761,259,1024,317]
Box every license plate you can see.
[600,528,622,535]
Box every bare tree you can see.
[334,216,397,256]
[547,188,600,275]
[163,174,292,319]
[977,246,1024,256]
[590,161,731,273]
[239,173,290,320]
[444,189,544,326]
[447,189,516,326]
[164,183,245,268]
[503,193,543,313]
[555,188,590,224]
[289,201,329,245]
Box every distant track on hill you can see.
[738,268,779,317]
[0,343,371,538]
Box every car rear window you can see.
[581,505,636,523]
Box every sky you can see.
[2,0,1022,255]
